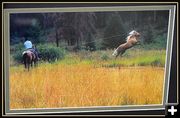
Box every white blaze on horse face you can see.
[112,49,118,56]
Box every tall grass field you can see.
[10,49,166,109]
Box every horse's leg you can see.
[24,60,26,69]
[33,60,37,68]
[33,57,37,67]
[27,63,30,71]
[120,50,126,57]
[27,58,31,71]
[115,53,119,59]
[23,55,26,69]
[34,60,37,67]
[25,58,28,69]
[33,60,35,67]
[31,60,33,67]
[31,54,35,68]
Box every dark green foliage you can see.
[152,34,167,49]
[85,33,96,51]
[10,20,45,45]
[150,58,162,66]
[140,34,167,50]
[24,23,45,44]
[10,11,169,51]
[13,51,24,63]
[12,43,66,63]
[11,43,24,63]
[38,44,66,62]
[143,27,154,44]
[10,43,24,52]
[10,32,22,45]
[102,14,127,49]
[101,53,110,60]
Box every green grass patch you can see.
[11,47,166,67]
[104,49,166,67]
[55,49,166,67]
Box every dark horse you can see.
[22,50,38,71]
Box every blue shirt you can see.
[24,40,32,49]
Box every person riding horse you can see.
[23,38,39,60]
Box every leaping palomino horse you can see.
[112,30,141,58]
[22,50,37,71]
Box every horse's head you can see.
[129,30,140,37]
[128,30,141,42]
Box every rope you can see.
[68,34,124,47]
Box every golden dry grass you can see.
[10,63,164,109]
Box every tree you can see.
[24,22,43,44]
[102,13,127,49]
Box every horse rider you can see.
[24,38,40,60]
[32,45,40,60]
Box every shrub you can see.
[13,51,24,63]
[10,43,24,53]
[11,43,24,63]
[152,34,167,49]
[101,53,110,61]
[151,58,163,66]
[38,44,66,62]
[12,44,66,63]
[102,14,127,49]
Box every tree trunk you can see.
[55,28,59,47]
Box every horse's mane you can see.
[126,30,139,42]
